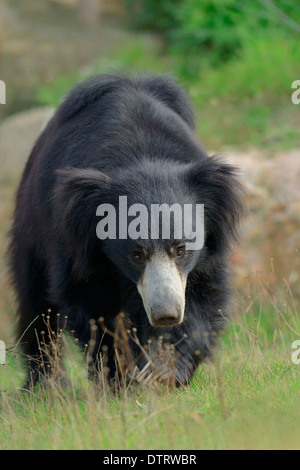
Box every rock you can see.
[0,107,54,183]
[230,150,300,299]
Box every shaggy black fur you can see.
[9,73,244,386]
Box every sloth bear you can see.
[9,73,244,387]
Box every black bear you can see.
[9,73,244,387]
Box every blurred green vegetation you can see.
[1,1,300,149]
[32,1,300,150]
[121,0,300,148]
[124,0,300,78]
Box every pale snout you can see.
[137,254,187,327]
[150,300,183,327]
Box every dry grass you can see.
[1,161,300,449]
[1,267,300,450]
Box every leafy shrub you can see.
[123,0,178,32]
[124,0,300,79]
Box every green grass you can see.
[1,285,300,450]
[1,347,300,450]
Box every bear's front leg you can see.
[130,295,225,387]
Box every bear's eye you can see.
[176,246,186,258]
[132,251,143,262]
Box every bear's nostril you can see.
[155,316,180,326]
[150,308,182,327]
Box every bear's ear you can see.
[56,74,124,123]
[187,156,245,253]
[53,167,111,279]
[135,75,195,129]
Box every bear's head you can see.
[54,157,244,327]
